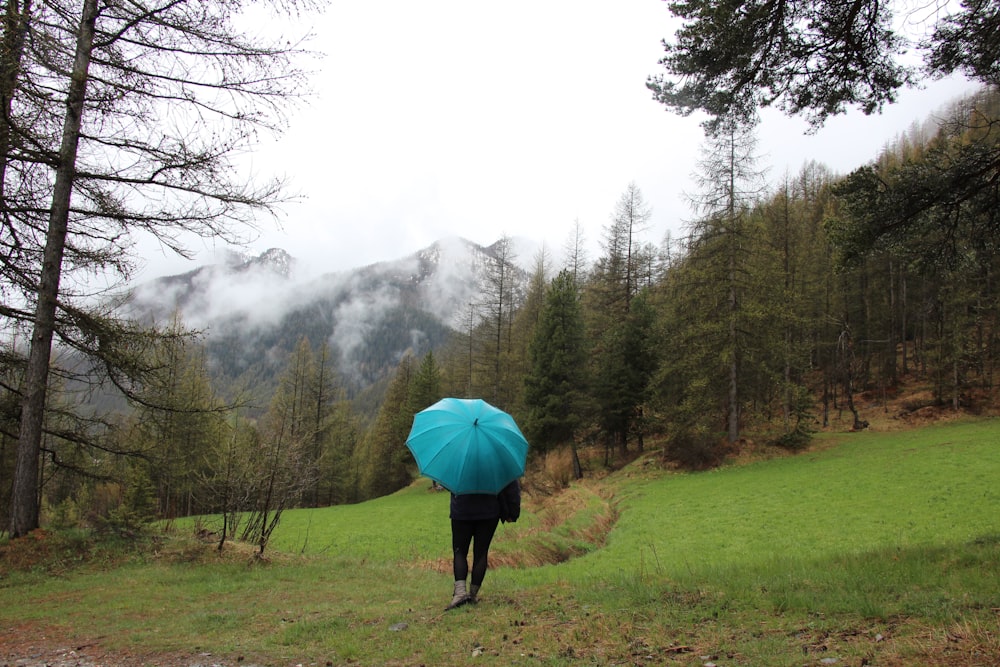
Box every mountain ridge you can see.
[124,236,529,404]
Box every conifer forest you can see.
[1,0,998,550]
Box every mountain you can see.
[124,237,516,404]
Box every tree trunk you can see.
[728,269,739,443]
[0,0,31,186]
[900,272,908,375]
[9,0,97,538]
[953,354,960,411]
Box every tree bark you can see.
[0,0,31,187]
[9,0,97,538]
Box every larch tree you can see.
[763,165,837,440]
[240,338,319,555]
[829,89,1000,412]
[687,115,767,444]
[321,397,360,505]
[309,339,352,508]
[474,235,524,406]
[3,0,316,537]
[562,218,590,288]
[133,314,227,519]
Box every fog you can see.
[126,237,500,383]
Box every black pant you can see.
[451,517,500,586]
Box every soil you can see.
[0,623,247,667]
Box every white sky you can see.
[133,0,979,284]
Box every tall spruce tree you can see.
[586,183,655,456]
[523,269,587,455]
[409,351,443,415]
[508,248,552,419]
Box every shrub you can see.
[663,425,725,470]
[541,446,576,489]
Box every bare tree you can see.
[240,349,318,556]
[476,235,524,405]
[563,218,590,287]
[4,0,317,537]
[605,182,652,314]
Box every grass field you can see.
[2,418,999,666]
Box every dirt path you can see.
[0,623,250,667]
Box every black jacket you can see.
[450,480,521,522]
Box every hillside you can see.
[1,418,998,666]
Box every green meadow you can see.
[2,418,999,666]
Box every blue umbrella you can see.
[405,398,529,495]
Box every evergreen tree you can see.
[647,0,995,130]
[359,354,416,498]
[132,315,227,519]
[585,183,656,457]
[523,269,587,454]
[409,351,443,414]
[508,249,552,419]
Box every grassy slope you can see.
[2,419,999,666]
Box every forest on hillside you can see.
[3,84,997,549]
[2,0,998,550]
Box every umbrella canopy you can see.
[405,398,529,495]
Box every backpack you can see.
[498,480,521,523]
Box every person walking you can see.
[446,479,521,610]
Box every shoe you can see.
[445,580,469,610]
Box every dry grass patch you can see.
[0,527,296,580]
[492,481,618,568]
[416,480,618,573]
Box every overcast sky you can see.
[133,0,979,284]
